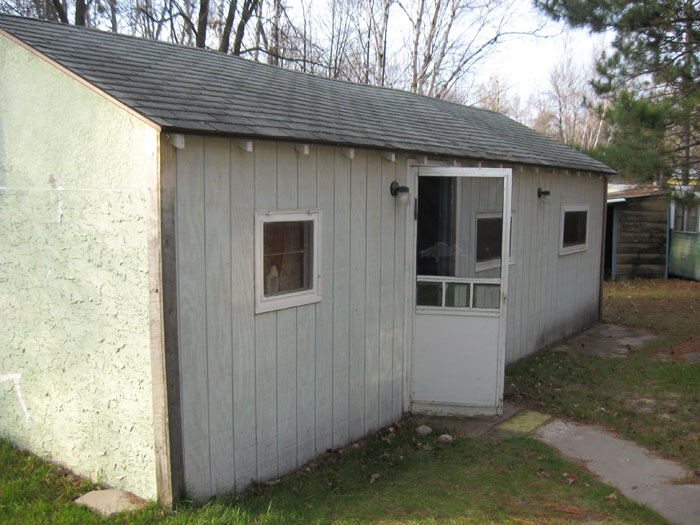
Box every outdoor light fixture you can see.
[390,181,410,204]
[537,187,551,199]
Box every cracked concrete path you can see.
[535,419,700,525]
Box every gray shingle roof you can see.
[0,14,614,174]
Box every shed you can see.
[605,185,669,280]
[0,15,614,505]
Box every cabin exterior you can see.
[605,186,669,280]
[0,15,612,505]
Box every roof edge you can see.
[1,27,161,132]
[161,125,616,174]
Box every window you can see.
[674,204,699,233]
[255,210,320,313]
[474,212,514,272]
[560,205,589,255]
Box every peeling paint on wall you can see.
[0,369,29,425]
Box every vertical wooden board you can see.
[378,157,395,426]
[203,137,235,494]
[332,148,351,447]
[296,146,317,465]
[254,141,279,479]
[540,171,555,349]
[175,136,211,497]
[296,304,316,465]
[276,308,298,474]
[364,152,382,432]
[275,143,299,475]
[315,146,334,453]
[277,143,298,210]
[531,170,545,352]
[230,143,257,489]
[348,150,367,441]
[554,172,568,340]
[392,157,406,421]
[506,170,522,362]
[518,171,535,359]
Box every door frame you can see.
[402,163,512,415]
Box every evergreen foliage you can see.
[537,0,700,183]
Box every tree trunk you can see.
[232,0,258,56]
[196,0,210,48]
[219,0,239,52]
[50,0,69,23]
[74,0,87,25]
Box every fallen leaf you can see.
[605,493,618,501]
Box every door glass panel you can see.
[416,281,442,306]
[473,284,500,309]
[445,282,470,307]
[417,176,504,280]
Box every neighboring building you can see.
[605,186,669,280]
[669,187,700,281]
[0,15,614,505]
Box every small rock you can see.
[416,424,432,436]
[438,434,454,443]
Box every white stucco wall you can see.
[0,34,159,499]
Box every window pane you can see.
[445,282,469,307]
[473,284,500,309]
[675,212,685,231]
[416,281,442,306]
[476,217,502,262]
[687,207,698,233]
[563,211,587,247]
[263,221,312,296]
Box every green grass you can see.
[5,278,694,523]
[507,279,700,470]
[1,425,664,524]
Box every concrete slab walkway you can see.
[535,419,700,525]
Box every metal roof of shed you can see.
[0,14,615,174]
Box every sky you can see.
[475,3,613,103]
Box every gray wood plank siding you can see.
[175,138,408,497]
[503,167,604,363]
[175,139,604,498]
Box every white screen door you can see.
[411,167,511,416]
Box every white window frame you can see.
[559,204,589,255]
[474,211,516,273]
[255,210,321,314]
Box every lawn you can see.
[2,425,662,524]
[507,279,700,472]
[3,279,694,523]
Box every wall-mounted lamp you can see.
[537,187,551,199]
[390,181,410,203]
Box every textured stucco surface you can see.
[0,35,159,499]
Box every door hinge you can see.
[414,197,418,220]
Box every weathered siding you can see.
[174,139,407,498]
[0,35,158,498]
[669,231,700,281]
[504,167,604,363]
[614,195,668,279]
